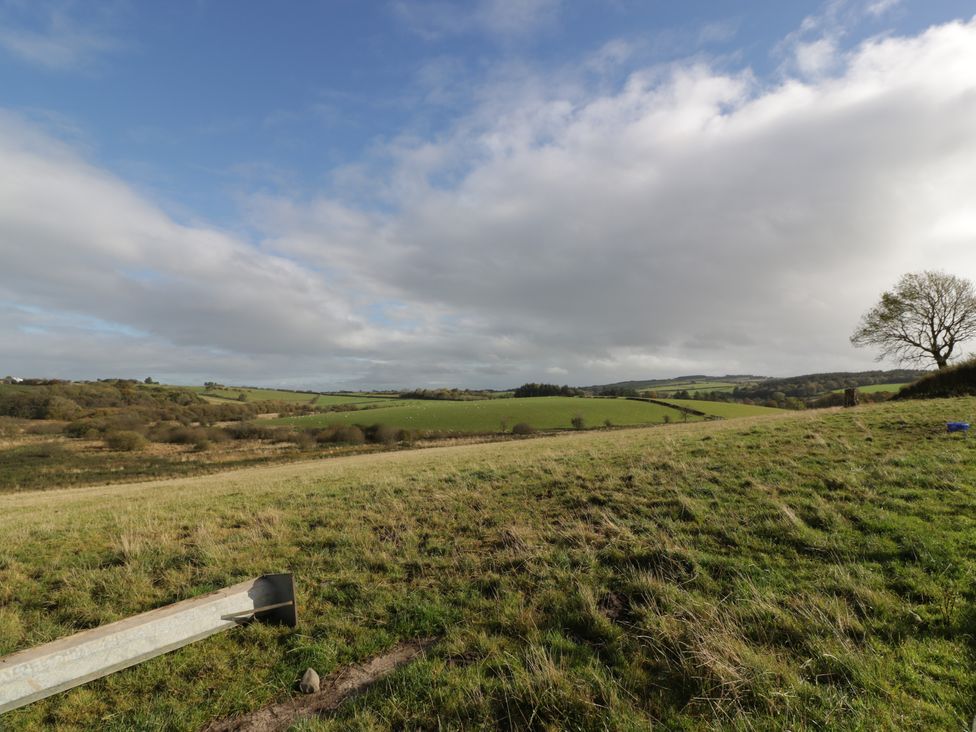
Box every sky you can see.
[1,0,975,389]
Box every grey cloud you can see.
[0,113,385,362]
[4,20,976,388]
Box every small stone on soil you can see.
[299,667,320,694]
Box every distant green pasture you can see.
[185,386,390,406]
[831,383,909,394]
[271,396,694,433]
[661,399,785,418]
[644,381,743,394]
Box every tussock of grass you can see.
[0,400,974,729]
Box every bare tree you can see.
[851,271,976,369]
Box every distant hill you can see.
[730,369,928,401]
[585,375,765,394]
[584,369,930,408]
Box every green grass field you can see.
[651,380,743,394]
[831,383,910,394]
[270,396,694,433]
[184,386,393,406]
[660,399,785,418]
[1,398,974,729]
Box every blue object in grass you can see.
[946,422,970,433]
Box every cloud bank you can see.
[2,18,976,387]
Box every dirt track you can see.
[201,639,437,732]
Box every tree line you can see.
[513,383,583,398]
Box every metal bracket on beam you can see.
[0,573,297,715]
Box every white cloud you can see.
[775,0,901,79]
[258,19,976,381]
[4,19,976,386]
[0,111,399,380]
[866,0,903,18]
[793,37,839,76]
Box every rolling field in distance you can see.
[643,380,745,394]
[590,375,763,395]
[659,399,785,418]
[270,395,699,432]
[183,386,394,406]
[1,399,974,729]
[831,383,910,394]
[0,381,779,494]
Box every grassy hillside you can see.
[1,399,974,729]
[271,396,693,433]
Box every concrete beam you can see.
[0,573,296,715]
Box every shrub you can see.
[366,424,398,445]
[334,425,365,444]
[315,427,339,444]
[105,431,147,451]
[25,422,65,436]
[65,419,101,439]
[396,429,416,444]
[512,422,535,435]
[156,425,207,445]
[0,392,51,419]
[45,396,83,420]
[571,415,585,430]
[204,426,231,443]
[225,422,279,441]
[101,413,149,434]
